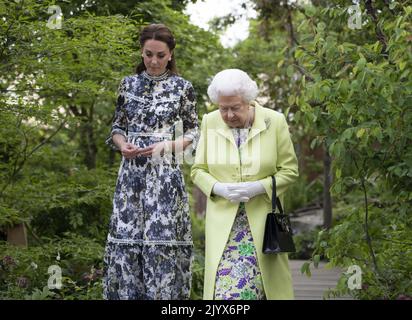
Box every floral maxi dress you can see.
[103,71,198,300]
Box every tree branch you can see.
[353,157,380,275]
[364,0,388,57]
[284,4,315,82]
[0,119,67,198]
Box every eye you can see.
[158,54,165,59]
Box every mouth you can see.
[226,120,239,127]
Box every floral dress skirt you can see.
[214,203,266,300]
[103,134,193,300]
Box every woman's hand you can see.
[213,182,250,203]
[213,181,266,202]
[138,141,174,157]
[119,142,140,159]
[227,181,266,199]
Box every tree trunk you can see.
[7,223,28,247]
[108,149,116,167]
[81,122,97,169]
[323,149,333,229]
[79,104,97,169]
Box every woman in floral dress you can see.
[103,24,198,300]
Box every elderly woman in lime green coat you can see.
[191,69,299,300]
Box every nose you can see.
[227,109,235,120]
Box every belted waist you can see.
[127,130,173,139]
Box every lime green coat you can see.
[190,102,299,300]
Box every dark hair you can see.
[135,24,178,75]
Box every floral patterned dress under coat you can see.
[103,71,198,300]
[214,128,266,300]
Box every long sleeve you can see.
[105,78,128,150]
[179,81,199,147]
[259,113,299,199]
[190,114,218,198]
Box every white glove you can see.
[212,182,250,203]
[227,181,266,200]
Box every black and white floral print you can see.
[103,71,198,300]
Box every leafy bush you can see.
[24,166,116,242]
[289,228,321,260]
[284,174,323,213]
[289,1,412,300]
[301,187,412,300]
[190,211,205,300]
[0,233,104,300]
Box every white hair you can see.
[207,69,258,104]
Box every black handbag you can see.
[262,176,296,254]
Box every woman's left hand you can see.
[227,181,266,199]
[138,141,174,157]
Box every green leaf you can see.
[297,20,307,32]
[287,65,294,77]
[310,137,318,150]
[356,128,366,138]
[313,254,321,268]
[288,95,295,105]
[305,5,316,17]
[317,22,326,31]
[356,57,366,72]
[295,48,304,59]
[335,168,342,179]
[300,262,312,277]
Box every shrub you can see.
[0,233,104,300]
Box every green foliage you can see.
[184,164,205,300]
[250,0,412,299]
[229,20,298,113]
[190,245,205,300]
[0,0,228,299]
[24,167,116,241]
[294,2,412,299]
[0,206,25,229]
[305,191,412,300]
[2,0,410,301]
[284,174,323,212]
[289,227,320,260]
[0,233,104,300]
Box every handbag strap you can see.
[271,176,284,214]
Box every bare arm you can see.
[138,136,193,157]
[112,133,126,150]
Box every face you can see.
[218,95,251,128]
[141,39,172,76]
